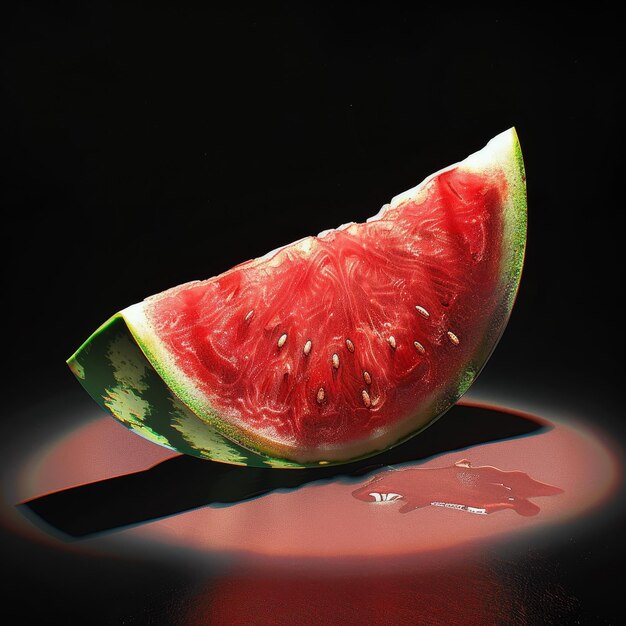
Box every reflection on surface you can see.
[181,552,578,626]
[352,459,563,515]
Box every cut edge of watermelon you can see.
[114,128,526,465]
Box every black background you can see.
[2,3,624,624]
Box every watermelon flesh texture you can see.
[70,128,526,467]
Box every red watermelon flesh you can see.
[124,128,526,464]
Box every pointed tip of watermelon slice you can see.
[392,127,524,207]
[465,126,522,170]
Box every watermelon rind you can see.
[67,315,303,467]
[68,128,527,468]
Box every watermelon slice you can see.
[68,128,526,468]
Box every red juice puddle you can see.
[352,459,563,516]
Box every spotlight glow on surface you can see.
[8,398,620,564]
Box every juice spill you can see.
[352,459,563,516]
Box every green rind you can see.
[68,128,527,469]
[499,127,527,314]
[450,127,527,406]
[67,315,299,468]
